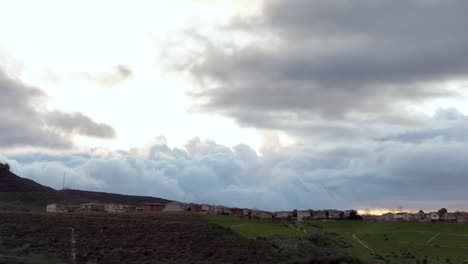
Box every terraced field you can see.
[0,212,286,264]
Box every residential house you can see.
[380,213,394,222]
[443,213,457,222]
[297,210,311,221]
[252,210,273,219]
[230,208,244,216]
[393,212,407,221]
[163,202,186,212]
[362,215,380,221]
[215,205,231,215]
[328,210,344,220]
[187,203,203,212]
[201,204,212,212]
[311,210,328,220]
[413,212,427,221]
[429,212,440,221]
[141,203,165,212]
[344,210,356,218]
[46,203,78,213]
[80,203,105,212]
[242,209,251,217]
[105,203,125,213]
[275,211,291,219]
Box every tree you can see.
[339,211,345,219]
[292,209,298,217]
[364,208,371,216]
[349,210,361,220]
[0,162,10,171]
[418,210,425,214]
[438,208,448,217]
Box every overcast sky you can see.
[1,0,468,213]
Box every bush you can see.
[0,162,10,171]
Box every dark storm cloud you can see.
[45,111,116,139]
[0,68,116,149]
[171,0,468,131]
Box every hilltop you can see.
[0,164,171,212]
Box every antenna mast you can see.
[62,172,66,190]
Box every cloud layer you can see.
[4,111,468,212]
[0,68,116,149]
[167,0,468,142]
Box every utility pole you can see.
[62,172,66,190]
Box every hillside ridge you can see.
[0,165,172,212]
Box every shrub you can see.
[0,162,10,171]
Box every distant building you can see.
[105,204,137,213]
[200,204,212,212]
[187,203,203,212]
[413,212,426,221]
[429,212,440,221]
[163,202,186,212]
[275,211,291,219]
[327,210,345,219]
[230,208,244,216]
[215,205,231,215]
[141,203,165,212]
[443,213,457,222]
[80,203,105,212]
[297,210,311,221]
[311,210,327,220]
[46,203,79,213]
[252,210,273,219]
[380,213,394,221]
[105,203,124,213]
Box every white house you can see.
[297,210,311,221]
[163,202,186,212]
[201,204,212,212]
[402,213,413,221]
[105,203,125,213]
[275,211,290,218]
[380,213,394,221]
[80,203,105,212]
[46,203,68,213]
[328,210,344,219]
[429,212,440,221]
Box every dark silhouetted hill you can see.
[0,165,172,212]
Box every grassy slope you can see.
[207,215,303,239]
[306,220,468,264]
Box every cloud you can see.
[0,67,116,149]
[5,123,468,212]
[165,0,468,141]
[45,111,116,139]
[381,108,468,143]
[45,64,133,87]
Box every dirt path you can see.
[230,223,249,228]
[426,232,441,244]
[352,233,373,253]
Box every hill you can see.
[0,165,54,192]
[0,165,172,212]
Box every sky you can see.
[1,0,468,213]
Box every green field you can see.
[303,220,468,264]
[207,215,304,239]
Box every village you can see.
[46,202,468,223]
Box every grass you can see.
[303,220,468,264]
[207,215,304,239]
